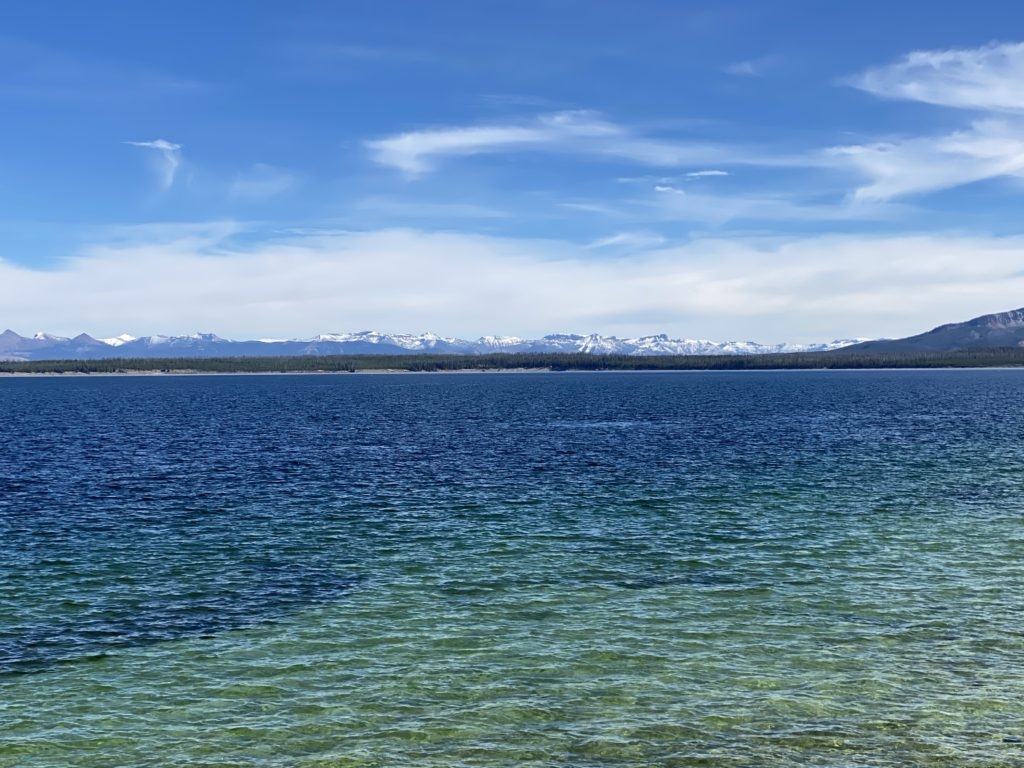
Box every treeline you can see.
[4,346,1024,374]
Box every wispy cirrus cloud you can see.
[835,41,1024,200]
[648,185,902,224]
[367,122,556,175]
[125,139,183,189]
[558,201,627,217]
[365,110,762,176]
[850,41,1024,112]
[586,231,667,249]
[617,171,731,185]
[723,55,781,78]
[559,182,906,226]
[828,119,1024,201]
[360,42,1024,212]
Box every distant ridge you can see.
[0,329,865,362]
[845,307,1024,353]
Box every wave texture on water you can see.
[2,371,1024,767]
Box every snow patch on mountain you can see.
[99,334,138,347]
[475,335,526,350]
[310,331,465,350]
[0,329,872,361]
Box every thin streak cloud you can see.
[365,110,765,176]
[125,139,182,189]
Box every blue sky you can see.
[3,0,1024,341]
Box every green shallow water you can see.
[2,371,1024,766]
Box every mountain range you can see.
[0,329,865,362]
[845,307,1024,353]
[4,307,1023,362]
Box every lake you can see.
[2,371,1023,766]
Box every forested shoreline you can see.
[4,347,1024,374]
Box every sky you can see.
[3,0,1024,342]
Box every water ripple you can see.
[2,371,1024,766]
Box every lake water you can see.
[2,371,1023,767]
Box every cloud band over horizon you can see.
[2,224,1023,344]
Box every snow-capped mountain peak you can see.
[0,328,870,362]
[99,334,138,347]
[474,335,526,351]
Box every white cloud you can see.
[3,225,1024,343]
[723,55,782,78]
[834,43,1024,199]
[229,164,296,200]
[851,42,1024,112]
[724,60,760,77]
[125,139,182,189]
[618,172,730,185]
[647,185,898,223]
[586,231,667,249]
[828,119,1024,200]
[368,44,1024,203]
[366,121,557,175]
[366,110,754,175]
[560,185,898,226]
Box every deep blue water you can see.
[2,371,1024,766]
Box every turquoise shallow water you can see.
[2,371,1024,766]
